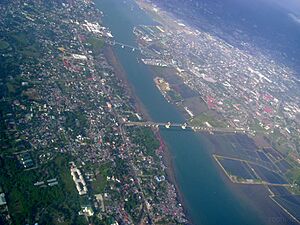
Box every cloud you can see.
[288,13,300,24]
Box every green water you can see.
[95,1,265,224]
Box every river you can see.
[94,0,265,224]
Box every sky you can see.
[265,0,300,14]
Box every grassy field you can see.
[11,33,30,46]
[189,112,227,128]
[87,36,104,55]
[92,162,111,194]
[20,45,40,58]
[249,118,266,133]
[0,39,10,50]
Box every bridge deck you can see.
[125,121,247,134]
[105,39,139,51]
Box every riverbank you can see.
[104,45,192,224]
[103,46,151,121]
[155,129,193,224]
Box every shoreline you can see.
[103,46,151,121]
[155,129,193,224]
[104,45,193,224]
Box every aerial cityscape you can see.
[0,0,299,225]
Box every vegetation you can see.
[11,32,30,46]
[130,127,160,157]
[0,154,85,225]
[168,89,182,102]
[0,39,10,50]
[287,167,300,194]
[189,112,226,128]
[87,36,104,55]
[63,110,88,137]
[19,44,40,58]
[249,118,267,133]
[91,162,112,194]
[124,193,142,223]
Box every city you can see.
[1,0,300,224]
[0,0,187,224]
[134,0,300,187]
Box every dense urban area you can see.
[0,0,187,224]
[1,0,300,224]
[136,1,300,155]
[135,0,300,183]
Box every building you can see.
[0,193,7,206]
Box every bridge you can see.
[124,121,247,134]
[105,39,140,52]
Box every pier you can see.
[124,121,247,134]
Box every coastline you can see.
[104,45,192,224]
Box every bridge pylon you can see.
[181,123,187,129]
[165,122,171,129]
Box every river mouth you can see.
[93,0,293,224]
